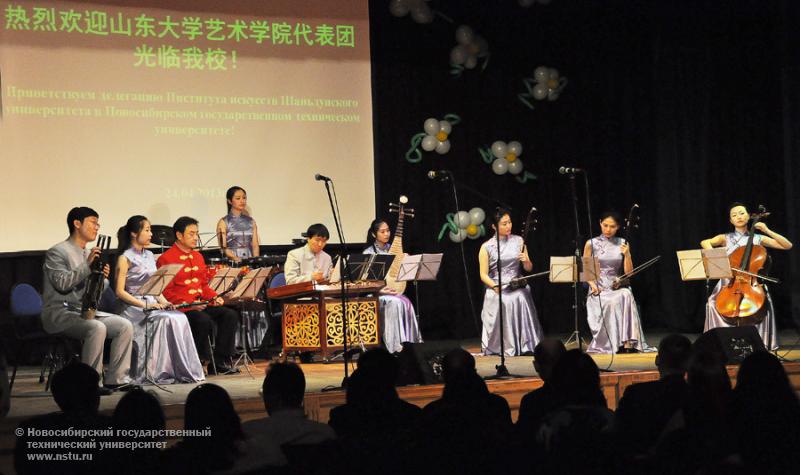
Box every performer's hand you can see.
[518,252,529,263]
[87,247,101,265]
[102,264,110,278]
[589,282,600,296]
[381,287,398,295]
[311,271,324,282]
[753,222,770,233]
[214,296,225,306]
[620,243,631,256]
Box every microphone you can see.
[559,166,584,174]
[315,173,331,182]
[427,170,451,180]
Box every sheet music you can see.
[139,264,183,296]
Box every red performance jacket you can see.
[156,244,216,310]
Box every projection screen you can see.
[0,0,375,252]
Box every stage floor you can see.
[5,331,800,420]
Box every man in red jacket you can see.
[158,216,239,375]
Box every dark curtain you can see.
[369,0,799,336]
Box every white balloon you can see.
[389,0,409,17]
[423,118,439,135]
[455,211,471,229]
[449,229,467,243]
[411,5,433,24]
[439,120,452,134]
[508,159,524,175]
[548,68,560,81]
[492,158,509,175]
[532,84,548,100]
[421,135,438,151]
[455,25,474,45]
[491,141,508,159]
[464,55,478,69]
[534,66,549,82]
[435,140,451,154]
[547,90,560,101]
[469,207,485,225]
[450,45,468,65]
[507,141,523,156]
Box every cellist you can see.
[700,202,792,349]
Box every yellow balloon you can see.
[436,131,448,142]
[547,78,559,89]
[505,153,517,162]
[466,224,479,236]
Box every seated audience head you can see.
[441,348,476,382]
[533,338,567,382]
[441,348,488,401]
[686,349,732,420]
[305,223,329,254]
[66,206,99,242]
[172,216,199,249]
[262,361,306,415]
[346,348,399,404]
[735,351,796,407]
[550,349,606,407]
[113,388,165,438]
[655,334,692,377]
[51,361,100,414]
[185,384,243,443]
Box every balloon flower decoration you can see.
[388,0,433,24]
[450,25,489,76]
[478,140,537,184]
[405,114,461,163]
[438,208,486,243]
[518,66,568,110]
[518,0,553,7]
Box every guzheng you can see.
[267,280,386,300]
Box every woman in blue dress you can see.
[363,219,422,353]
[584,212,652,354]
[478,209,543,356]
[701,202,792,350]
[115,215,204,383]
[216,186,267,350]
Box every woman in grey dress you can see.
[115,215,204,383]
[216,186,266,350]
[700,202,792,350]
[584,212,652,354]
[363,219,422,353]
[479,209,543,356]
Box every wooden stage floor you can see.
[3,332,800,474]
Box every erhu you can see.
[81,234,111,320]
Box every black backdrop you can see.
[368,0,799,338]
[0,0,797,342]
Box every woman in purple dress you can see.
[363,219,422,353]
[584,212,652,354]
[115,215,204,383]
[701,202,792,350]
[216,186,267,351]
[479,209,543,356]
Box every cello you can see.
[714,207,772,324]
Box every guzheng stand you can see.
[267,281,385,361]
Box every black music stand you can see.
[365,254,395,281]
[227,266,273,377]
[396,253,443,324]
[549,255,600,350]
[139,264,183,392]
[209,268,241,295]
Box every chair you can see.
[9,284,77,392]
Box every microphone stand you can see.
[564,173,584,351]
[320,178,353,388]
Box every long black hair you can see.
[598,210,623,226]
[491,207,512,234]
[365,218,388,249]
[225,186,246,214]
[117,215,148,252]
